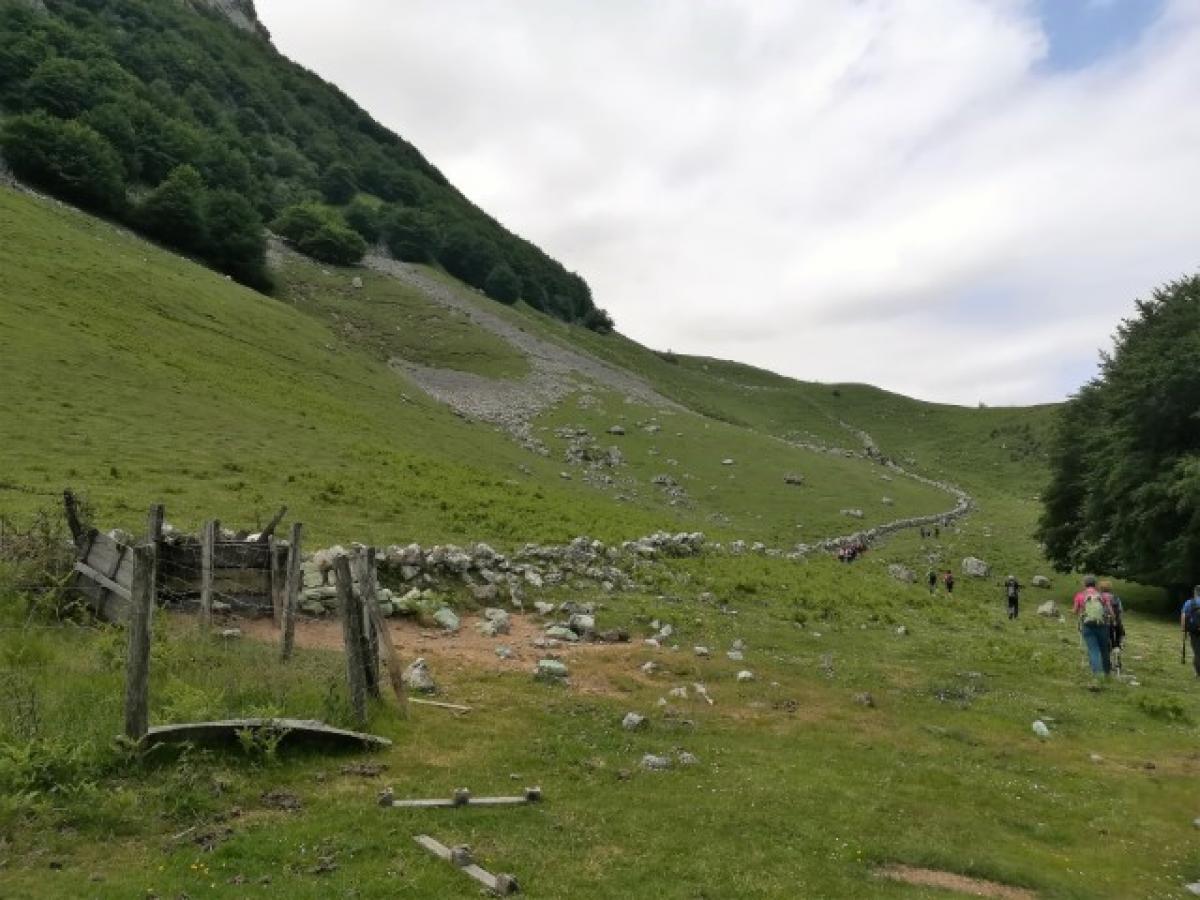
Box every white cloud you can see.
[255,0,1200,405]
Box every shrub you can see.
[136,164,206,252]
[201,190,271,289]
[382,206,438,263]
[320,161,357,205]
[582,307,615,334]
[344,197,381,244]
[272,202,366,266]
[0,112,125,213]
[483,263,521,304]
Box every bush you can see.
[320,161,357,205]
[344,197,381,244]
[483,263,521,304]
[382,206,438,262]
[272,202,366,266]
[582,307,615,334]
[136,164,206,252]
[202,190,270,289]
[0,113,125,214]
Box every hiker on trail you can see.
[1100,579,1124,661]
[944,571,955,595]
[1005,575,1020,619]
[927,569,937,594]
[1181,585,1200,678]
[1073,575,1112,676]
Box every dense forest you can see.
[0,0,612,330]
[1038,275,1200,591]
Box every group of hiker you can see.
[925,569,955,594]
[1070,575,1127,675]
[837,541,868,563]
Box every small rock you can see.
[693,645,711,658]
[568,613,596,639]
[736,670,755,683]
[676,751,699,766]
[1186,883,1200,897]
[402,658,437,693]
[721,458,735,466]
[495,645,514,660]
[962,556,991,578]
[621,712,647,731]
[731,638,746,651]
[545,625,580,642]
[219,628,242,640]
[726,650,744,661]
[351,276,363,289]
[640,661,658,674]
[536,659,569,680]
[433,607,460,632]
[607,425,626,435]
[854,692,875,708]
[1032,720,1051,739]
[1036,600,1058,618]
[887,564,916,584]
[1032,575,1051,588]
[533,601,555,616]
[641,753,672,770]
[895,625,908,636]
[1089,753,1104,763]
[667,686,689,699]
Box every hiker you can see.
[1181,585,1200,678]
[944,570,955,595]
[1073,575,1112,676]
[927,569,937,594]
[1100,579,1124,665]
[1004,575,1020,619]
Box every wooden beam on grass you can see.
[382,787,541,809]
[408,698,469,713]
[412,835,520,896]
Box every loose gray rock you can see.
[854,692,876,708]
[471,584,499,604]
[731,638,746,651]
[962,556,991,578]
[403,658,437,693]
[536,659,568,680]
[721,458,735,466]
[1032,575,1051,588]
[607,425,626,435]
[640,661,658,674]
[568,613,596,639]
[783,473,805,486]
[736,670,755,683]
[726,650,744,662]
[483,607,511,633]
[533,601,555,616]
[676,751,699,766]
[433,607,460,632]
[1032,720,1051,739]
[641,753,672,771]
[495,645,514,660]
[545,625,580,642]
[888,564,916,584]
[841,508,865,519]
[693,646,711,658]
[1037,600,1058,618]
[621,712,647,731]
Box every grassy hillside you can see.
[6,185,1197,900]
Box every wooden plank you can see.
[256,505,288,542]
[356,549,381,700]
[63,489,86,542]
[74,560,131,602]
[199,520,216,631]
[412,835,520,896]
[384,788,541,809]
[123,544,155,741]
[409,698,468,713]
[268,535,284,627]
[335,553,367,728]
[281,522,301,661]
[141,718,391,750]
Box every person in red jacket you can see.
[1073,575,1113,675]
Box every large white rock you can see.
[961,557,991,578]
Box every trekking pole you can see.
[1183,633,1188,666]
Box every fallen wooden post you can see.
[380,786,541,809]
[256,505,288,542]
[409,698,470,713]
[141,717,392,751]
[413,834,520,896]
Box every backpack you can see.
[1081,591,1108,625]
[1186,600,1200,635]
[1006,581,1018,600]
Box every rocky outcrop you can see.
[188,0,270,40]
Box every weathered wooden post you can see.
[357,548,381,699]
[335,553,367,727]
[146,503,164,614]
[268,535,285,627]
[281,522,301,661]
[199,519,217,631]
[360,547,407,715]
[123,543,155,742]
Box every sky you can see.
[254,0,1199,406]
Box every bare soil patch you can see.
[877,865,1037,899]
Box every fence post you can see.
[146,504,164,617]
[269,535,284,628]
[335,553,367,727]
[357,548,381,699]
[199,519,217,631]
[281,522,301,661]
[361,547,408,716]
[124,543,155,742]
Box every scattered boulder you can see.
[888,564,916,584]
[676,751,699,766]
[598,629,629,643]
[1032,575,1051,589]
[693,646,711,658]
[470,584,499,604]
[536,659,569,680]
[841,508,865,519]
[731,638,746,651]
[880,497,894,506]
[640,661,658,675]
[961,557,991,578]
[568,613,595,639]
[495,645,514,660]
[607,425,626,436]
[641,753,671,771]
[895,625,908,637]
[621,712,647,731]
[433,607,460,632]
[482,607,511,634]
[403,658,437,693]
[545,625,580,642]
[854,692,876,708]
[721,458,735,466]
[667,686,689,700]
[736,670,755,683]
[726,650,744,662]
[1032,720,1051,739]
[1037,601,1058,618]
[533,601,555,616]
[783,473,805,486]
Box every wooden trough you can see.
[141,718,392,751]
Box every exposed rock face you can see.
[188,0,270,39]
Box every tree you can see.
[202,189,270,289]
[0,112,125,213]
[136,164,206,252]
[582,307,615,334]
[437,223,502,289]
[1037,275,1200,590]
[344,197,381,244]
[320,161,357,205]
[483,264,521,304]
[382,207,437,262]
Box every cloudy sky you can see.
[255,0,1199,406]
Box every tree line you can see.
[0,0,613,331]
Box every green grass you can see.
[5,184,1193,898]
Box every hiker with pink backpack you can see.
[1073,575,1114,676]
